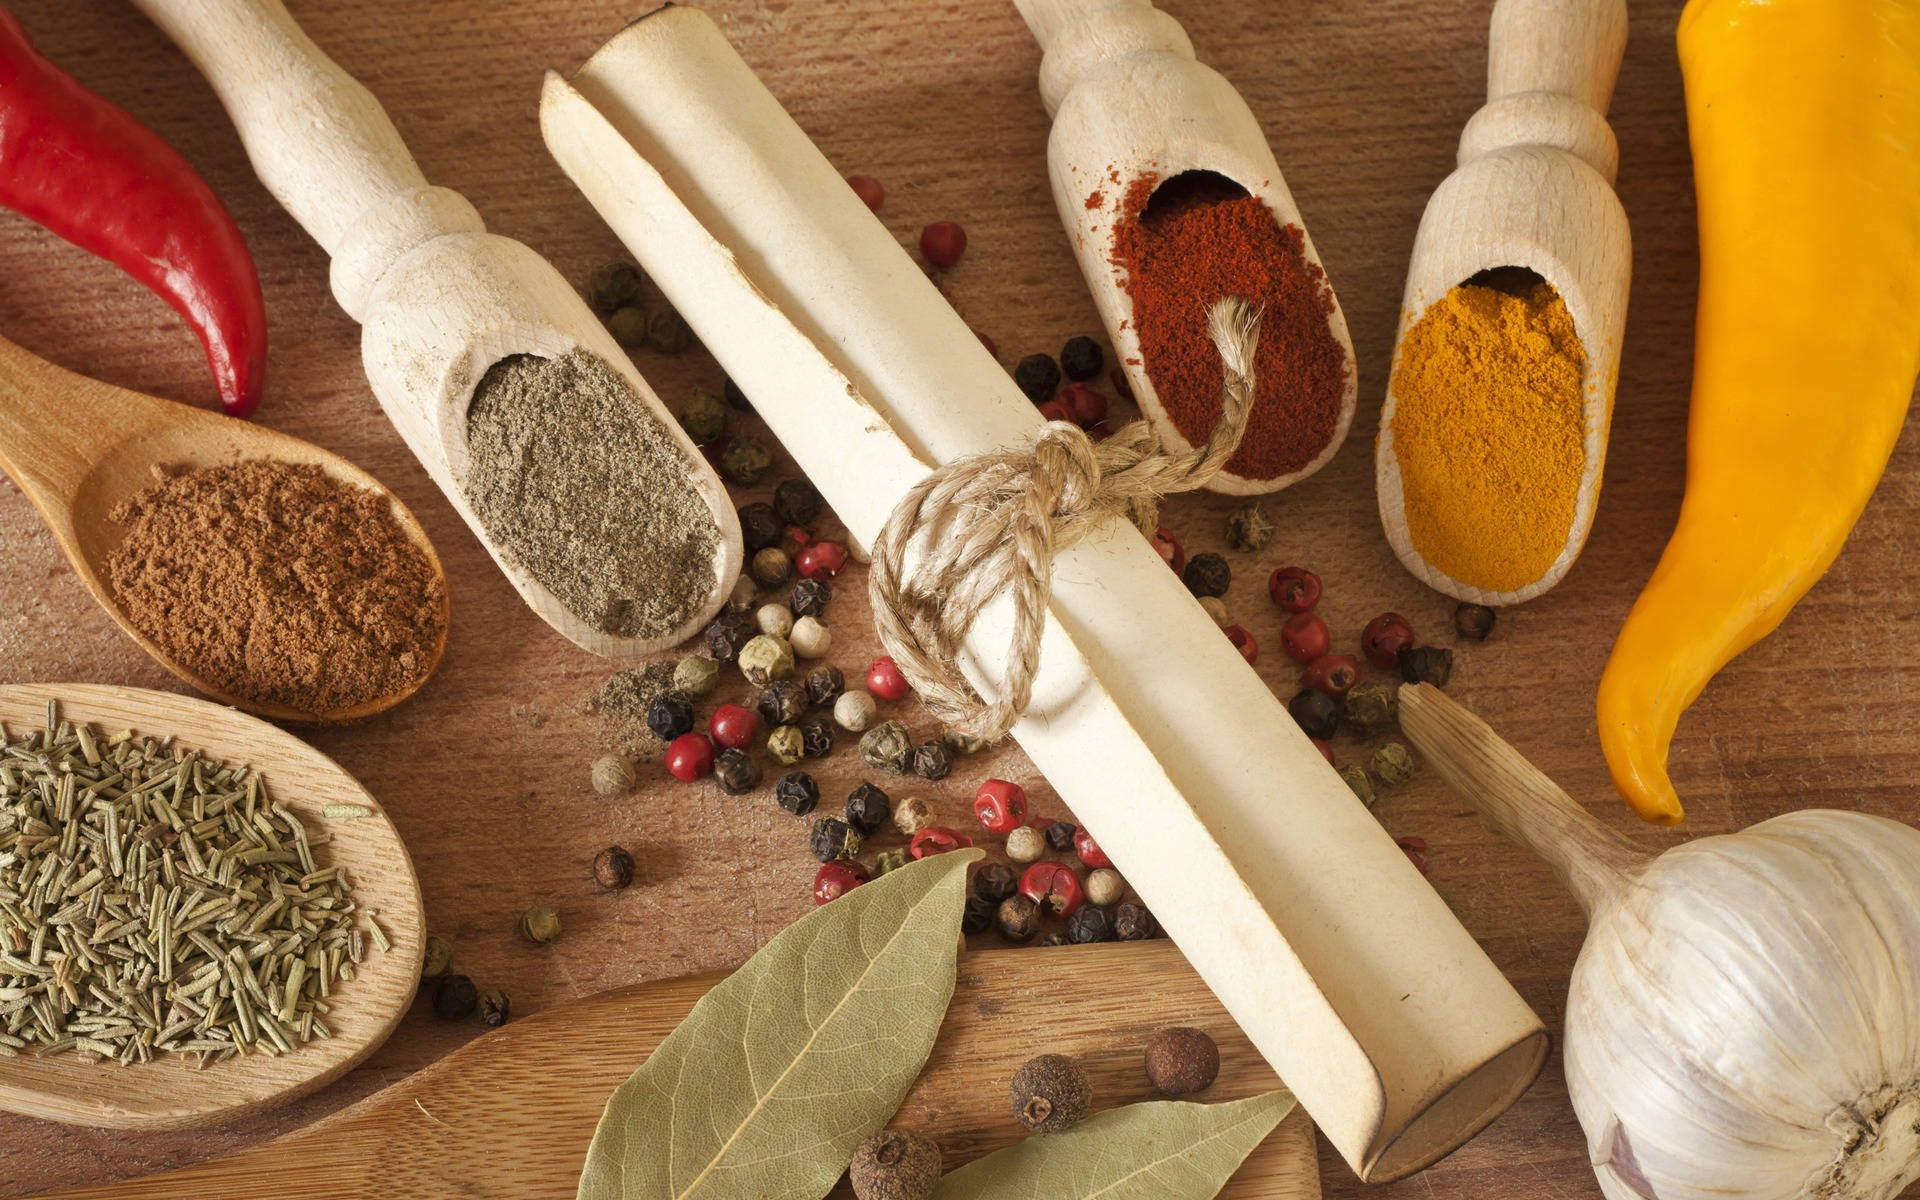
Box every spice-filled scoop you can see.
[0,335,447,723]
[130,0,741,659]
[1014,0,1357,495]
[1377,0,1631,606]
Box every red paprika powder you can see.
[1110,173,1349,480]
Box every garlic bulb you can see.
[1401,684,1920,1200]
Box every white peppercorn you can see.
[755,603,794,638]
[834,689,877,732]
[1085,867,1126,907]
[591,753,637,797]
[893,795,934,836]
[751,546,792,586]
[738,634,795,688]
[789,615,832,659]
[726,574,757,613]
[673,654,721,698]
[1006,825,1046,863]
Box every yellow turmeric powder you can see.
[1388,279,1587,593]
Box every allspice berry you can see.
[519,903,562,945]
[591,753,637,797]
[420,934,453,981]
[1144,1027,1220,1095]
[592,846,636,890]
[848,1129,942,1200]
[1010,1053,1092,1133]
[751,547,792,587]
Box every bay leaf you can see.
[931,1090,1297,1200]
[577,847,981,1200]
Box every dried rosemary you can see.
[0,701,381,1067]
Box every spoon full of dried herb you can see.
[0,682,422,1130]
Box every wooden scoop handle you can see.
[1464,0,1629,179]
[130,0,485,319]
[1012,0,1194,116]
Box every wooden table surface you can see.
[2,1,1914,1196]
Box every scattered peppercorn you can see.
[1152,527,1187,573]
[589,261,643,313]
[434,973,478,1021]
[710,704,759,750]
[519,903,561,945]
[845,782,892,833]
[739,634,795,688]
[1361,613,1416,670]
[781,525,811,558]
[1300,653,1361,699]
[790,577,831,619]
[716,748,761,795]
[973,779,1029,834]
[1085,867,1125,907]
[1399,645,1454,687]
[1340,763,1376,808]
[726,575,757,613]
[1398,835,1430,875]
[974,862,1020,904]
[1144,1027,1219,1094]
[1454,602,1497,640]
[756,603,794,638]
[919,220,967,267]
[768,770,819,816]
[1198,596,1230,627]
[678,388,728,445]
[674,654,721,698]
[909,826,973,858]
[1037,394,1073,423]
[805,664,846,706]
[592,845,636,889]
[1311,738,1335,766]
[1067,905,1116,943]
[421,935,453,981]
[646,693,695,741]
[997,894,1039,942]
[1371,742,1416,787]
[860,720,914,773]
[738,502,782,552]
[811,817,862,862]
[910,739,952,781]
[1281,612,1330,664]
[1267,566,1321,612]
[941,725,989,756]
[1011,1054,1092,1134]
[1072,826,1111,869]
[893,795,934,835]
[750,547,792,588]
[1013,353,1062,402]
[873,848,910,875]
[478,988,511,1028]
[1020,861,1085,919]
[706,609,756,662]
[1223,625,1258,664]
[645,305,694,354]
[768,724,805,765]
[1115,903,1159,941]
[1058,382,1108,428]
[789,616,832,659]
[1005,824,1046,864]
[607,305,647,346]
[1181,552,1231,598]
[1225,503,1275,551]
[814,859,870,905]
[1039,931,1071,948]
[866,656,910,701]
[1059,335,1103,381]
[962,895,996,935]
[753,680,805,728]
[846,174,886,212]
[796,539,849,579]
[835,689,878,732]
[720,435,774,485]
[801,714,836,758]
[848,1129,940,1200]
[1044,821,1078,852]
[591,752,638,797]
[665,733,715,781]
[1289,689,1341,739]
[1343,679,1399,734]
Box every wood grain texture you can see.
[0,0,1911,1197]
[27,941,1316,1199]
[0,684,423,1129]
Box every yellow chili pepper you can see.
[1598,0,1920,824]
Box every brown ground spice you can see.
[104,461,446,714]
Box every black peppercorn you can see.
[962,895,995,935]
[738,502,782,552]
[911,739,952,781]
[996,894,1039,943]
[755,680,807,727]
[1013,353,1062,403]
[1289,688,1341,739]
[646,692,694,741]
[715,748,760,795]
[433,973,478,1021]
[1181,552,1231,598]
[1115,902,1159,940]
[1399,645,1455,687]
[776,770,820,816]
[773,478,824,527]
[1066,906,1116,944]
[1010,1053,1092,1134]
[705,609,756,662]
[1144,1027,1219,1094]
[800,714,835,758]
[592,845,635,889]
[810,816,861,862]
[790,577,831,619]
[722,377,753,412]
[804,663,845,705]
[848,1129,942,1200]
[478,988,511,1028]
[973,861,1019,904]
[1059,335,1103,381]
[1044,821,1078,853]
[1454,602,1496,641]
[845,782,892,834]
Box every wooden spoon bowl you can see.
[0,335,449,723]
[0,682,424,1130]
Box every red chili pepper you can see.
[0,9,266,416]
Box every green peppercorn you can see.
[1399,645,1454,687]
[776,770,820,815]
[673,654,721,698]
[768,725,805,765]
[801,714,835,758]
[845,782,892,833]
[859,719,914,774]
[1371,742,1416,787]
[720,435,774,485]
[911,739,952,780]
[607,305,647,346]
[738,634,795,688]
[644,305,694,354]
[433,973,478,1020]
[588,261,643,313]
[1343,679,1399,735]
[1289,688,1340,740]
[1010,1053,1091,1133]
[873,848,911,875]
[478,988,511,1028]
[716,748,760,795]
[420,934,453,982]
[1454,602,1497,640]
[941,724,990,756]
[1340,764,1376,807]
[1225,503,1274,552]
[810,816,862,862]
[519,903,561,945]
[738,502,782,552]
[1181,552,1231,598]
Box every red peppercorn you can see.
[1397,836,1430,876]
[1361,613,1415,671]
[973,779,1029,834]
[1019,861,1085,919]
[1109,366,1135,401]
[846,174,885,212]
[784,524,813,550]
[1301,653,1361,699]
[1036,398,1071,423]
[1151,528,1186,574]
[1072,826,1110,869]
[1268,567,1322,612]
[664,733,715,782]
[1280,612,1330,663]
[975,328,999,359]
[867,656,911,701]
[1223,625,1257,664]
[919,220,967,267]
[709,704,759,751]
[910,826,975,859]
[813,860,871,904]
[796,540,848,579]
[1310,738,1336,766]
[1058,383,1108,428]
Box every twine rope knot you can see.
[868,296,1262,743]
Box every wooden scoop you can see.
[0,336,446,723]
[1377,0,1631,606]
[28,940,1316,1199]
[127,0,742,659]
[0,682,423,1130]
[1013,0,1358,496]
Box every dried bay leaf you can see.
[577,848,981,1200]
[931,1090,1296,1200]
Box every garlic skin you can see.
[1570,811,1920,1200]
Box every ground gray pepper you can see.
[464,351,720,639]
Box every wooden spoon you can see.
[0,336,447,724]
[0,682,423,1131]
[128,0,742,659]
[1013,0,1358,496]
[1376,0,1632,605]
[27,940,1316,1199]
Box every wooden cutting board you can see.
[29,940,1318,1199]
